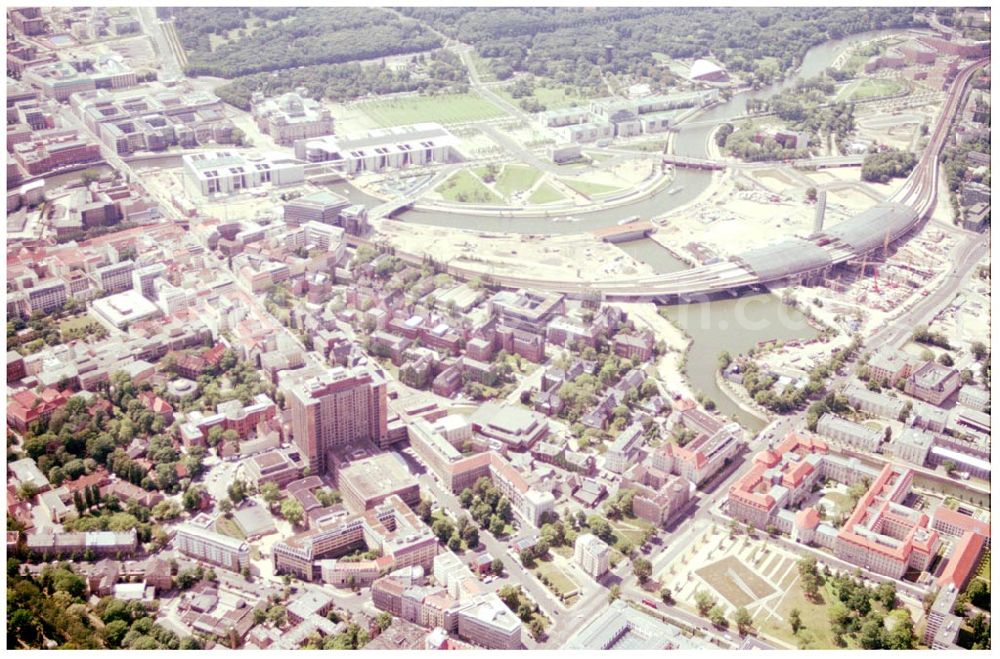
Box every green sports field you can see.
[357,93,507,127]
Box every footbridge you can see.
[661,154,726,171]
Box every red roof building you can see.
[937,531,987,590]
[6,387,73,432]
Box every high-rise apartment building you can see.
[286,366,388,473]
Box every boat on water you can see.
[667,186,684,195]
[617,215,641,226]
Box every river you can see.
[395,29,899,233]
[625,238,818,430]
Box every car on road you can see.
[642,599,658,609]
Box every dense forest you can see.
[214,50,468,111]
[157,7,440,78]
[861,148,918,183]
[162,7,921,108]
[398,7,921,90]
[7,561,201,649]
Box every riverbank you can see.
[714,371,771,425]
[611,301,693,399]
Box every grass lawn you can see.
[58,314,105,341]
[609,516,654,546]
[619,139,668,153]
[357,93,506,127]
[823,491,855,516]
[528,182,566,205]
[974,550,990,585]
[835,78,906,101]
[560,178,622,198]
[585,151,615,163]
[534,559,579,600]
[495,83,591,112]
[436,169,504,204]
[495,165,542,197]
[756,576,843,649]
[550,545,573,559]
[215,517,246,540]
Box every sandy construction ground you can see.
[376,221,657,282]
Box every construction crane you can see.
[872,266,881,295]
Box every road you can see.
[137,7,184,82]
[414,472,557,646]
[867,233,989,351]
[457,45,535,125]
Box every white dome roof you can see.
[690,59,724,79]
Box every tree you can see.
[632,557,652,583]
[798,557,821,601]
[528,617,545,640]
[461,524,479,549]
[876,581,896,610]
[709,605,728,629]
[376,612,392,632]
[789,608,802,634]
[734,606,753,636]
[659,587,673,605]
[280,497,304,526]
[219,499,233,516]
[266,605,287,627]
[943,460,958,475]
[883,609,914,650]
[432,517,455,543]
[416,499,433,524]
[261,482,281,505]
[695,590,716,617]
[608,584,621,602]
[491,558,504,576]
[447,534,462,552]
[967,578,990,610]
[857,614,884,649]
[805,186,818,202]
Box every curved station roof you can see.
[736,237,834,281]
[820,203,918,255]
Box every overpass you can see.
[374,57,985,303]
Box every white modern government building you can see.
[293,123,461,173]
[182,150,304,196]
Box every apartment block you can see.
[285,366,388,473]
[905,361,960,406]
[456,594,523,649]
[843,383,906,420]
[816,413,883,452]
[272,495,437,582]
[174,514,251,572]
[604,422,644,474]
[182,150,303,196]
[573,533,610,578]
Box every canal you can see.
[623,237,817,430]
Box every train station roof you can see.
[821,203,918,255]
[736,237,833,281]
